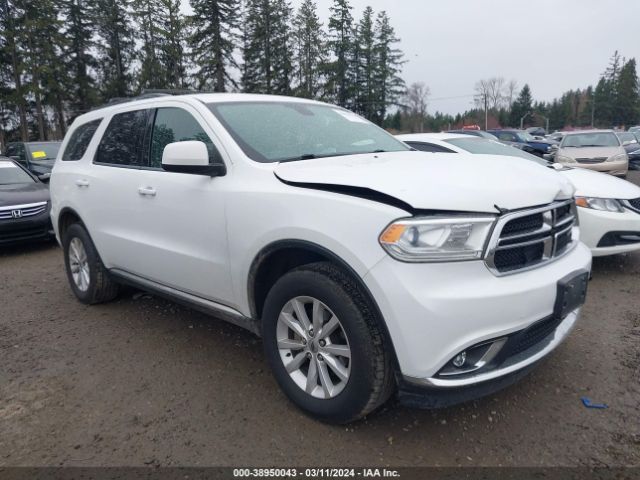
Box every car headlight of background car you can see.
[556,154,577,163]
[379,216,496,262]
[607,153,628,163]
[575,197,625,213]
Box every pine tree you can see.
[189,0,240,92]
[60,0,99,113]
[594,77,613,127]
[96,0,135,99]
[616,58,639,127]
[509,84,533,127]
[19,0,66,139]
[325,0,354,107]
[373,11,404,125]
[159,0,187,89]
[134,0,165,89]
[242,0,292,95]
[291,0,325,98]
[354,6,375,119]
[1,0,29,140]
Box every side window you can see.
[95,110,150,167]
[497,132,515,142]
[150,107,221,169]
[406,142,455,153]
[62,119,102,161]
[7,144,26,162]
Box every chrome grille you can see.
[576,157,607,164]
[623,197,640,214]
[0,202,48,220]
[485,200,578,275]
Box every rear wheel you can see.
[63,223,119,304]
[262,262,395,423]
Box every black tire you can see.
[62,223,119,304]
[262,262,395,423]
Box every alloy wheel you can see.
[276,296,351,399]
[69,237,90,292]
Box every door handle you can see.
[138,187,157,197]
[75,179,90,187]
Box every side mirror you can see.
[622,140,632,146]
[38,173,51,183]
[161,141,226,177]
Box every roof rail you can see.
[90,89,207,112]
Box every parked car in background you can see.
[629,126,640,134]
[487,129,556,156]
[526,126,547,137]
[628,148,640,170]
[616,131,640,154]
[3,141,61,178]
[555,130,628,177]
[546,131,567,143]
[0,157,53,245]
[50,92,591,423]
[397,133,640,257]
[445,129,499,140]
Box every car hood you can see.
[274,151,574,213]
[559,167,640,199]
[0,182,49,207]
[559,146,623,159]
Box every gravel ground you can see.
[1,172,639,467]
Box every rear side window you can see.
[149,107,220,168]
[95,110,150,166]
[62,119,102,161]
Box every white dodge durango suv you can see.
[50,93,592,423]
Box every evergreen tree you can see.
[325,0,354,108]
[509,84,533,127]
[354,6,374,119]
[593,76,613,127]
[373,11,404,125]
[60,0,99,113]
[134,0,165,89]
[159,0,188,89]
[96,0,135,99]
[291,0,325,98]
[616,58,639,127]
[242,0,292,94]
[189,0,240,92]
[2,0,29,139]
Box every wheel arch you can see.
[57,207,86,240]
[247,239,401,372]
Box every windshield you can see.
[207,101,409,163]
[561,132,620,148]
[0,162,35,185]
[444,137,549,166]
[27,142,60,162]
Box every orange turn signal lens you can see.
[575,197,588,208]
[379,224,406,244]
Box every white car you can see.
[398,133,640,257]
[50,94,591,423]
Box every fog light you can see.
[452,351,467,368]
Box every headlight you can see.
[607,153,628,163]
[556,155,576,163]
[379,216,496,262]
[575,197,625,213]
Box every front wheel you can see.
[262,262,395,423]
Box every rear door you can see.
[82,108,155,272]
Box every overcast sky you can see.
[185,0,640,115]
